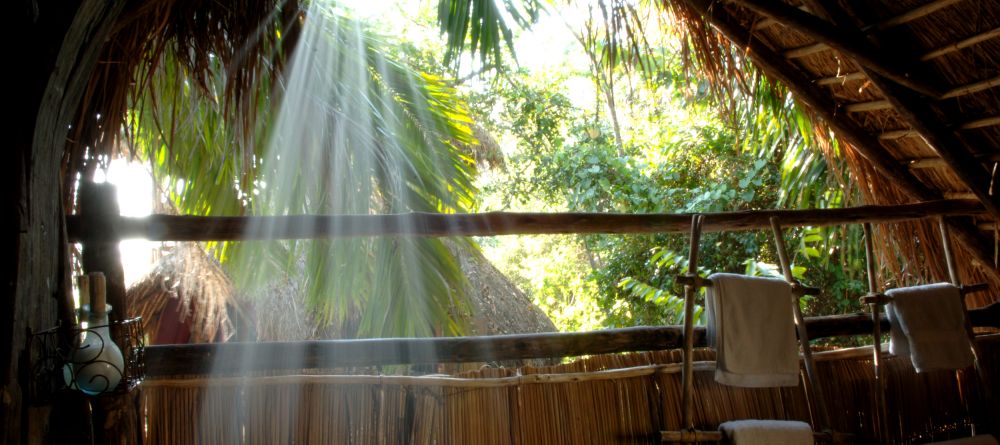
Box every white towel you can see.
[885,283,975,372]
[928,434,999,445]
[705,273,799,387]
[719,420,814,445]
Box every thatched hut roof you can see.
[659,0,1000,308]
[130,242,554,344]
[129,244,240,344]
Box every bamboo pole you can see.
[941,75,1000,99]
[844,100,893,113]
[769,218,830,431]
[863,0,961,31]
[862,223,890,442]
[680,215,705,432]
[960,115,1000,130]
[920,27,1000,61]
[938,218,997,431]
[784,42,828,59]
[65,200,986,242]
[815,71,867,86]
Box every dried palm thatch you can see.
[140,335,999,444]
[658,0,1000,308]
[130,243,239,344]
[63,0,298,205]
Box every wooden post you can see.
[769,218,830,431]
[77,181,139,445]
[862,223,889,442]
[680,214,705,432]
[939,218,997,431]
[77,182,127,323]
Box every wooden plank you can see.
[727,0,942,97]
[65,200,987,242]
[143,309,1000,377]
[921,27,1000,61]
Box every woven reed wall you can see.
[142,336,998,444]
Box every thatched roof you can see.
[130,244,239,344]
[130,242,554,343]
[660,0,1000,308]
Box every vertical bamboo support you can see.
[680,214,704,432]
[938,217,996,432]
[769,218,830,431]
[862,223,889,442]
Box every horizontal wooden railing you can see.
[69,199,985,241]
[144,304,1000,377]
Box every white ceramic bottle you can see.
[71,272,124,395]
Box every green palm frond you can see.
[129,6,477,338]
[436,0,540,69]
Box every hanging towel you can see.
[928,434,999,445]
[705,273,799,387]
[719,419,814,445]
[885,283,975,372]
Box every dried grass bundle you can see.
[131,243,238,343]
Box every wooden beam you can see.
[880,129,918,140]
[845,100,893,113]
[727,0,942,98]
[883,118,1000,139]
[941,75,1000,99]
[142,309,999,377]
[784,42,828,59]
[944,192,977,200]
[815,71,866,86]
[65,200,986,242]
[816,73,997,100]
[751,3,811,30]
[921,27,1000,61]
[961,115,1000,130]
[862,0,962,32]
[904,153,1000,170]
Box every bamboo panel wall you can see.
[142,336,998,444]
